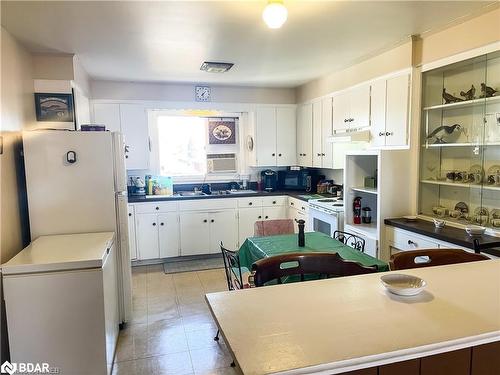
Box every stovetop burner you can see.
[318,199,336,203]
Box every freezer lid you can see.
[1,232,115,275]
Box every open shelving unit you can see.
[419,50,500,231]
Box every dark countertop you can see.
[128,190,337,203]
[385,218,500,257]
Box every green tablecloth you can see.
[238,231,389,272]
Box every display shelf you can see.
[423,95,500,111]
[420,179,500,192]
[351,186,378,195]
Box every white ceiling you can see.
[1,1,496,88]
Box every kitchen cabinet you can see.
[135,213,160,260]
[127,204,137,260]
[238,207,264,245]
[119,104,150,170]
[179,210,238,255]
[321,97,334,169]
[252,106,296,167]
[332,84,370,133]
[297,103,313,167]
[92,103,121,132]
[370,73,410,148]
[312,101,323,167]
[158,212,180,258]
[288,197,310,232]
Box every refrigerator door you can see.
[116,192,132,322]
[23,130,116,239]
[112,132,127,193]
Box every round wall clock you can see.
[246,135,254,151]
[212,124,232,141]
[195,86,211,102]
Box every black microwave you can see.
[277,170,320,192]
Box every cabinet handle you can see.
[349,118,354,122]
[344,119,348,123]
[278,153,282,157]
[379,132,384,137]
[160,222,164,226]
[272,153,276,156]
[273,201,277,204]
[211,219,215,223]
[128,213,132,217]
[249,202,253,206]
[303,153,307,156]
[302,207,305,210]
[408,240,416,245]
[152,222,156,226]
[322,153,325,156]
[265,216,269,219]
[317,153,321,156]
[258,215,262,219]
[125,155,129,159]
[386,131,393,136]
[203,219,208,223]
[290,202,294,206]
[155,207,159,210]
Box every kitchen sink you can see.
[228,190,258,194]
[176,191,207,197]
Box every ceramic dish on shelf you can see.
[403,215,418,222]
[486,165,500,185]
[465,225,486,236]
[468,165,484,184]
[381,274,427,297]
[433,218,446,228]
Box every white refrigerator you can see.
[22,130,132,323]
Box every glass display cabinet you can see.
[419,50,500,231]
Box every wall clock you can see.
[195,86,211,102]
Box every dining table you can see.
[238,231,389,272]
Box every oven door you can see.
[309,208,340,237]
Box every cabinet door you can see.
[332,92,350,132]
[276,107,296,166]
[297,103,313,167]
[135,213,160,260]
[255,107,277,166]
[321,97,334,169]
[127,205,137,260]
[370,79,387,148]
[238,207,263,246]
[119,104,150,170]
[179,212,210,256]
[92,103,121,132]
[158,212,180,258]
[210,211,238,253]
[312,101,323,168]
[263,206,288,221]
[385,74,410,147]
[349,84,370,129]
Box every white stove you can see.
[308,198,345,236]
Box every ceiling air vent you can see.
[200,61,234,73]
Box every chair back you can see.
[220,242,244,290]
[472,239,500,254]
[333,230,365,252]
[251,252,377,287]
[389,248,490,271]
[254,219,295,237]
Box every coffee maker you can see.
[261,169,277,192]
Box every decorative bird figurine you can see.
[460,85,475,101]
[442,88,463,104]
[427,124,461,144]
[480,83,498,98]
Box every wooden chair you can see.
[251,252,377,287]
[333,230,365,252]
[389,248,490,271]
[472,239,500,254]
[254,219,295,237]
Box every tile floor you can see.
[112,265,237,375]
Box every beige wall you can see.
[296,41,413,103]
[0,27,35,361]
[32,53,74,81]
[90,80,296,104]
[415,7,500,67]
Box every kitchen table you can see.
[238,231,389,272]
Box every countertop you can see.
[385,218,500,255]
[1,232,115,275]
[128,190,336,203]
[206,260,500,374]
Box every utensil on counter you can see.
[381,274,427,296]
[433,218,446,228]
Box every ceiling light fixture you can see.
[262,0,288,29]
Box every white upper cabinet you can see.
[255,107,278,166]
[321,97,334,169]
[119,104,150,170]
[312,101,323,167]
[369,73,410,149]
[297,103,313,167]
[332,84,370,132]
[276,107,297,166]
[92,103,121,132]
[252,106,296,167]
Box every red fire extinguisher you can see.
[353,197,362,224]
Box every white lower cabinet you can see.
[136,213,160,260]
[238,207,263,246]
[179,210,238,255]
[158,212,180,258]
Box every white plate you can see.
[381,274,427,296]
[465,225,485,236]
[403,215,418,221]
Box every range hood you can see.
[327,128,371,143]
